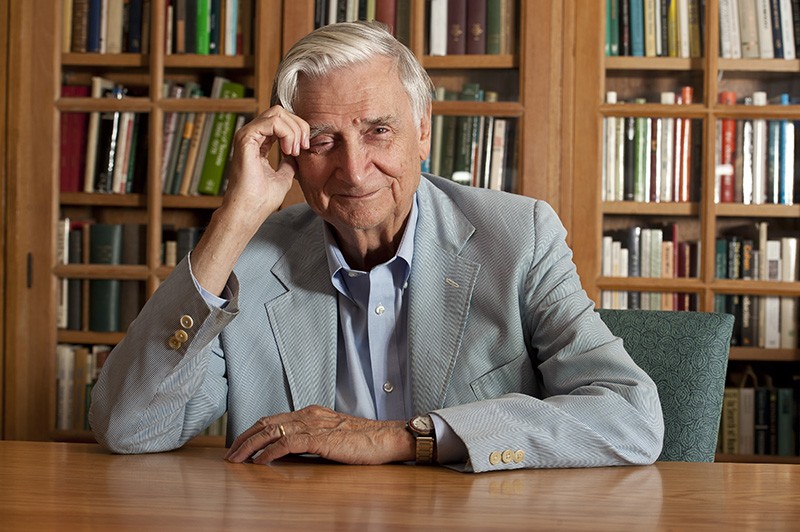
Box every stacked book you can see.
[719,0,799,59]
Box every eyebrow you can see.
[308,115,399,139]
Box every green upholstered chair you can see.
[597,309,734,462]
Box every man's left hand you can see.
[224,405,416,465]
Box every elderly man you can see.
[90,21,663,472]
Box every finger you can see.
[251,432,317,465]
[225,417,283,459]
[244,107,309,157]
[225,423,285,463]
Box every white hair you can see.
[272,21,434,123]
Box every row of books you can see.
[719,0,800,59]
[718,369,800,456]
[429,0,516,56]
[717,293,798,348]
[160,77,246,196]
[716,91,797,205]
[605,0,704,58]
[425,84,516,191]
[314,0,409,44]
[60,75,246,196]
[715,225,798,282]
[602,225,701,279]
[55,343,111,431]
[56,220,204,333]
[602,88,697,203]
[61,80,149,195]
[600,290,700,310]
[65,0,251,56]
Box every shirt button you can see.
[403,281,408,289]
[347,271,359,278]
[375,305,385,315]
[383,382,394,393]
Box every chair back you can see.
[597,309,734,462]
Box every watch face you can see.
[410,414,434,435]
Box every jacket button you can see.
[174,330,189,342]
[180,315,194,328]
[489,451,502,466]
[514,450,525,463]
[168,337,182,350]
[501,450,514,464]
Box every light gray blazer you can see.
[90,175,664,472]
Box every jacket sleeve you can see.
[89,256,239,454]
[433,201,664,472]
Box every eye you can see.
[308,136,335,154]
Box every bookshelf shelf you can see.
[602,201,699,216]
[432,100,524,116]
[717,58,800,72]
[604,56,705,71]
[729,347,800,363]
[597,277,703,291]
[163,55,253,69]
[54,264,149,280]
[57,97,153,113]
[422,54,518,69]
[62,53,148,67]
[714,204,800,218]
[598,103,708,117]
[60,193,147,207]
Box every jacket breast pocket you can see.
[469,352,538,401]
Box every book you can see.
[447,0,467,54]
[67,225,83,331]
[465,0,486,54]
[111,110,135,193]
[676,86,693,202]
[718,91,737,203]
[83,76,115,192]
[375,0,397,35]
[780,237,798,349]
[196,79,245,195]
[630,0,645,56]
[721,387,740,453]
[178,111,208,195]
[778,93,794,205]
[88,223,123,332]
[92,85,126,193]
[738,0,761,57]
[128,0,144,52]
[189,76,226,194]
[71,0,90,52]
[720,0,742,58]
[487,117,507,191]
[430,0,448,55]
[86,0,102,52]
[60,85,91,193]
[56,344,76,431]
[452,82,482,185]
[161,82,187,192]
[752,91,768,204]
[105,0,124,53]
[659,91,675,202]
[769,0,785,58]
[756,0,776,58]
[197,0,210,54]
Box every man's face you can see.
[292,57,431,242]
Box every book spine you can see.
[778,93,795,205]
[769,0,785,58]
[88,223,123,332]
[630,0,646,56]
[430,0,449,55]
[738,0,761,57]
[756,0,776,57]
[197,81,245,195]
[196,0,210,54]
[465,0,487,54]
[447,0,467,54]
[718,91,737,202]
[375,0,398,35]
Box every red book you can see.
[466,0,487,54]
[375,0,397,36]
[718,91,737,203]
[447,0,467,54]
[60,85,91,193]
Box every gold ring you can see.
[278,424,286,438]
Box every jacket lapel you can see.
[408,179,480,415]
[266,221,339,411]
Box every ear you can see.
[417,108,432,161]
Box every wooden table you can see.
[1,441,799,530]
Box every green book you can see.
[486,0,502,54]
[196,0,210,54]
[196,80,245,196]
[633,115,648,202]
[88,223,123,332]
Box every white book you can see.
[720,0,742,58]
[779,0,796,59]
[224,0,238,55]
[105,0,124,53]
[111,111,134,193]
[650,228,663,278]
[604,92,619,201]
[99,0,109,53]
[782,237,798,282]
[56,344,75,430]
[488,118,507,191]
[677,0,691,58]
[660,92,675,202]
[754,0,775,58]
[430,87,446,176]
[612,240,622,277]
[764,295,781,348]
[641,229,652,278]
[56,218,70,329]
[602,236,613,276]
[328,0,338,25]
[738,0,761,58]
[751,92,768,204]
[651,117,662,202]
[741,118,754,204]
[654,0,663,56]
[346,0,358,22]
[429,0,448,56]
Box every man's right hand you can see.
[190,106,310,296]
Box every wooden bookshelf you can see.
[572,1,800,463]
[2,1,570,444]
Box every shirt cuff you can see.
[187,251,231,309]
[430,413,468,465]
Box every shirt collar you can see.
[324,193,419,292]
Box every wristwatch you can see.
[406,414,436,464]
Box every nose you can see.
[335,139,370,185]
